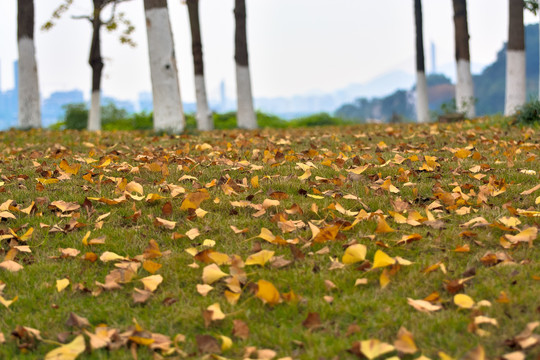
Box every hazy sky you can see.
[0,0,538,103]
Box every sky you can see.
[0,0,538,103]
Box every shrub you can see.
[63,103,88,130]
[289,113,352,127]
[515,99,540,125]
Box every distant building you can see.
[0,60,19,130]
[42,90,84,126]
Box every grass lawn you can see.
[0,118,539,359]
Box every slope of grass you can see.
[0,118,539,359]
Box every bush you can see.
[54,103,353,131]
[62,103,88,130]
[289,113,352,127]
[515,99,540,125]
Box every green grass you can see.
[0,118,539,359]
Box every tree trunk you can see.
[17,0,41,129]
[144,0,185,133]
[187,0,213,131]
[505,0,526,115]
[452,0,475,118]
[414,0,429,123]
[234,0,257,129]
[88,1,104,131]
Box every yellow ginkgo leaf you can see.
[342,244,367,264]
[255,279,280,306]
[257,228,276,243]
[45,334,85,360]
[0,295,18,308]
[220,335,233,351]
[360,339,395,359]
[245,250,275,266]
[56,278,70,292]
[504,227,537,245]
[375,216,395,233]
[454,148,471,159]
[393,327,417,354]
[140,275,163,292]
[207,303,226,321]
[207,251,230,266]
[18,227,34,242]
[99,251,126,263]
[379,269,391,288]
[202,264,228,284]
[372,250,396,269]
[454,293,475,309]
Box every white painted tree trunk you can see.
[455,59,475,118]
[18,37,41,128]
[538,14,540,101]
[236,64,257,129]
[145,7,184,133]
[195,74,212,130]
[415,71,430,123]
[88,90,101,131]
[505,50,526,115]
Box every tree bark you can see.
[234,0,257,129]
[144,0,185,133]
[87,0,104,131]
[17,0,41,129]
[187,0,213,130]
[414,0,429,123]
[505,0,526,115]
[452,0,475,117]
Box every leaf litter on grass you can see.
[0,120,539,358]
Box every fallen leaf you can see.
[407,298,442,312]
[393,327,417,354]
[372,250,395,269]
[342,244,367,264]
[56,278,70,292]
[0,260,23,272]
[245,250,275,266]
[255,279,281,306]
[359,339,395,359]
[454,294,475,309]
[140,275,163,292]
[99,251,126,263]
[44,334,85,360]
[233,319,249,340]
[202,264,228,284]
[302,312,322,330]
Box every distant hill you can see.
[253,70,415,118]
[336,23,540,121]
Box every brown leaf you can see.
[143,239,162,259]
[161,201,173,217]
[233,319,249,340]
[133,288,153,304]
[269,191,289,200]
[196,334,221,354]
[302,312,322,330]
[65,312,90,328]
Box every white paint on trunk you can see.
[88,90,101,131]
[145,7,184,133]
[455,59,475,118]
[505,50,526,116]
[236,64,257,129]
[194,74,213,131]
[415,71,430,123]
[18,37,41,128]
